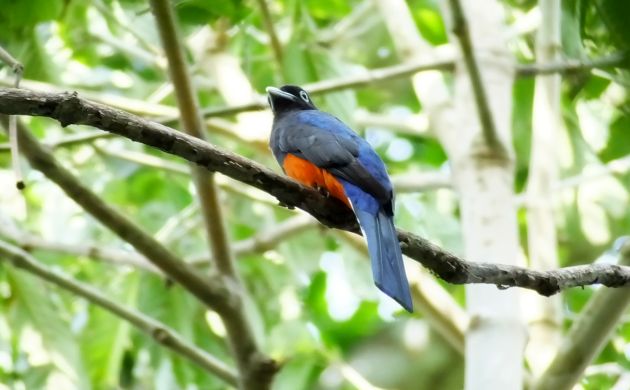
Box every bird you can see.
[266,85,413,312]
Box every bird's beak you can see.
[266,86,297,101]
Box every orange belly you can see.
[283,153,350,208]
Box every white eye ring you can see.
[299,90,309,102]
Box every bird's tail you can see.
[354,208,413,312]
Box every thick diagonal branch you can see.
[2,88,630,296]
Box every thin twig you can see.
[0,217,159,273]
[0,130,114,151]
[197,58,455,117]
[190,214,317,265]
[0,45,24,189]
[3,89,630,296]
[255,0,283,67]
[446,0,505,155]
[92,0,163,56]
[149,0,276,387]
[517,52,628,77]
[0,240,238,385]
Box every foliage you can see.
[0,0,628,389]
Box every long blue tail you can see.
[354,208,413,312]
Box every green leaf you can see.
[411,0,448,45]
[600,114,630,162]
[81,272,138,387]
[174,0,248,25]
[596,0,630,50]
[272,354,325,390]
[561,0,587,57]
[6,267,90,389]
[0,0,62,29]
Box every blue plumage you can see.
[267,85,413,312]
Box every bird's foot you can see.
[314,184,330,198]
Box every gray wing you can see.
[274,122,391,203]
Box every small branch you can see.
[90,29,166,69]
[0,130,114,152]
[92,0,163,56]
[517,52,628,77]
[0,240,238,385]
[515,155,630,207]
[0,45,24,189]
[232,214,316,254]
[446,0,505,155]
[0,217,159,273]
[255,0,283,67]
[2,89,630,295]
[0,211,314,275]
[197,58,455,117]
[190,214,317,265]
[317,1,375,44]
[533,240,630,390]
[0,46,23,77]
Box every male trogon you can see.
[267,85,413,312]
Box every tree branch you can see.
[2,88,630,296]
[1,114,237,313]
[194,52,626,118]
[0,44,24,189]
[0,130,113,151]
[516,52,628,77]
[446,0,506,155]
[196,58,455,117]
[254,0,283,68]
[0,216,159,273]
[2,53,624,122]
[148,1,275,387]
[533,240,630,390]
[0,240,238,386]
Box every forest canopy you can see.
[0,0,629,389]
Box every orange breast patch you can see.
[283,153,350,208]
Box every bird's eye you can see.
[299,90,309,102]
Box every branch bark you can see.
[0,240,238,385]
[2,89,630,296]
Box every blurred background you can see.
[0,0,629,389]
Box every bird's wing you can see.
[277,122,391,204]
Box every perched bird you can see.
[266,85,413,312]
